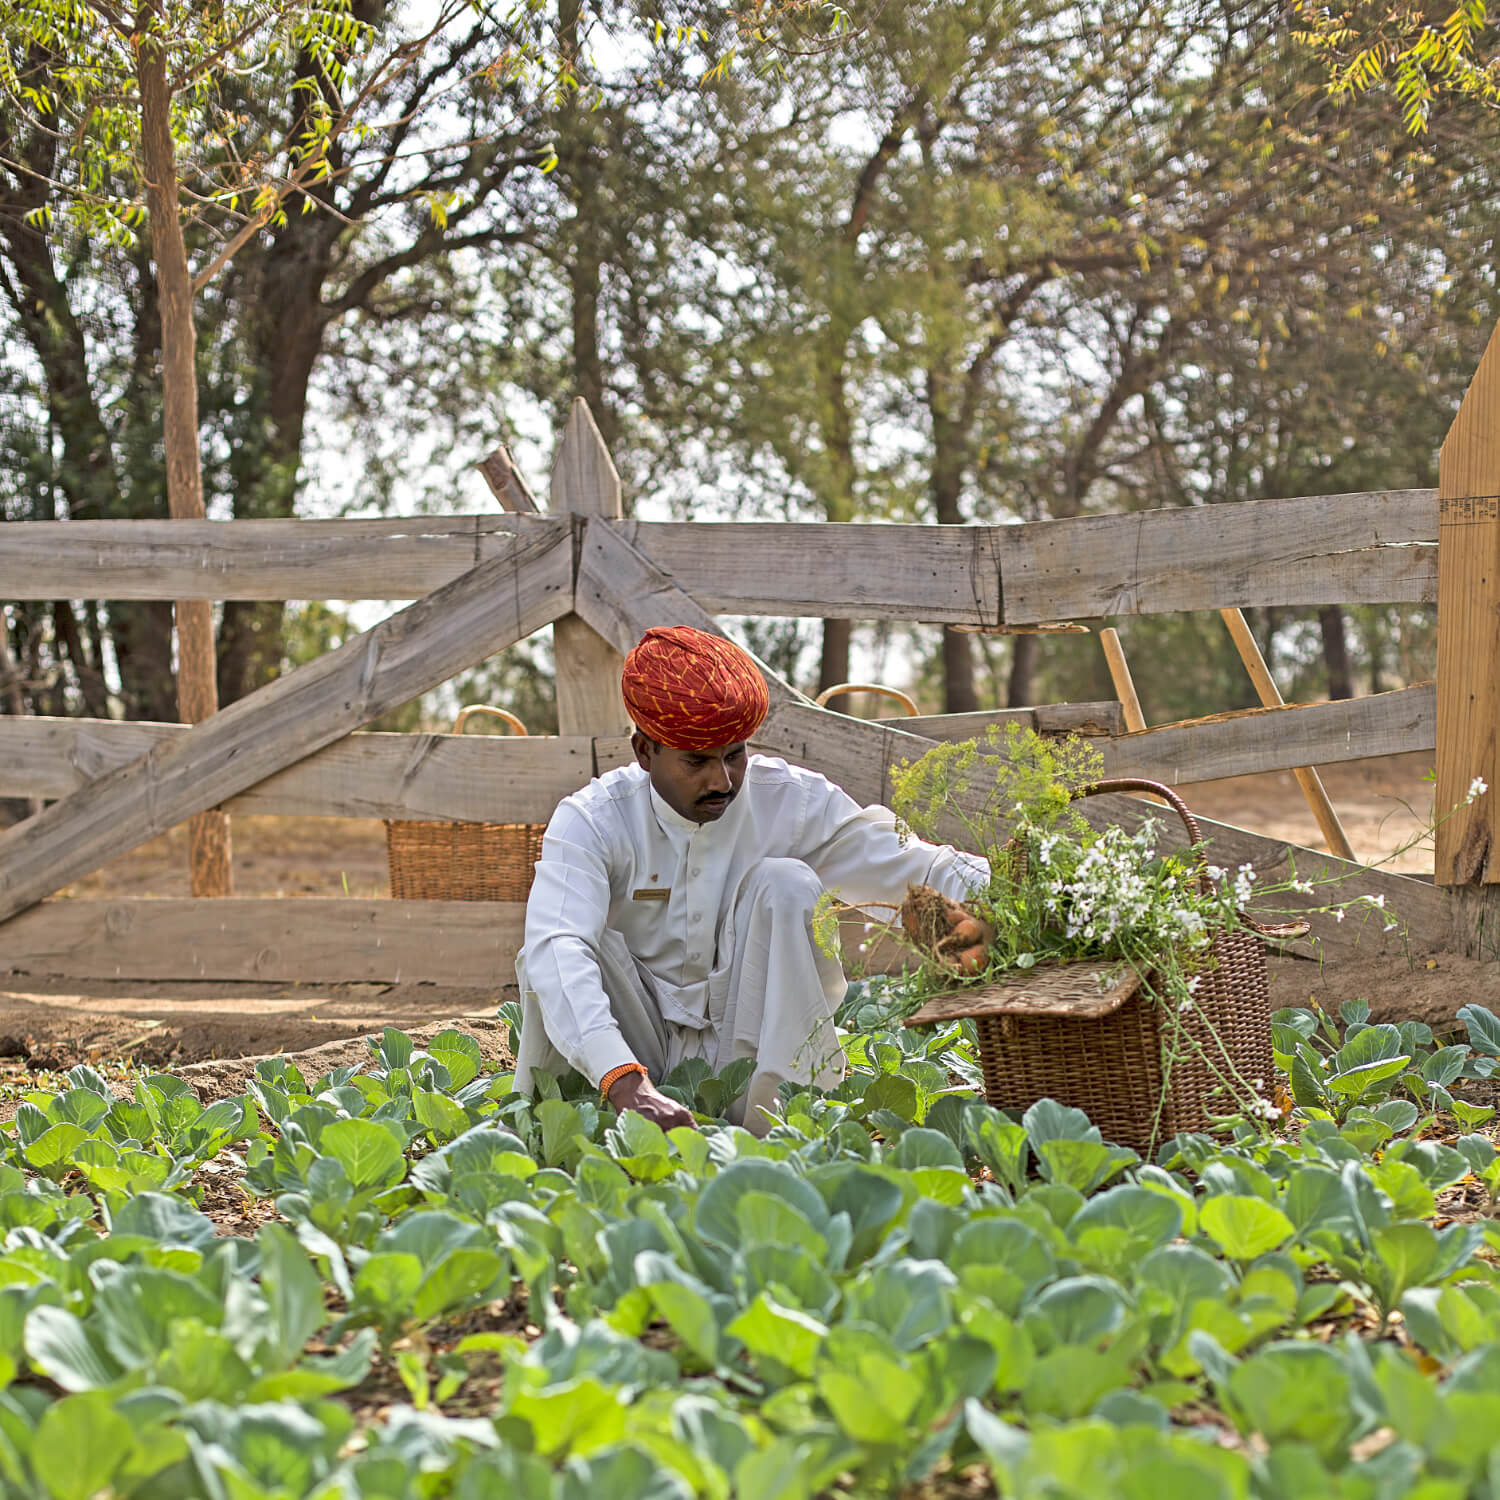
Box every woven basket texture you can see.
[384,706,545,902]
[385,819,545,903]
[974,778,1274,1154]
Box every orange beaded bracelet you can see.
[599,1061,648,1100]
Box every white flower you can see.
[1178,998,1195,1013]
[1468,777,1489,805]
[1334,907,1346,923]
[1367,893,1386,910]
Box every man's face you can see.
[632,733,748,823]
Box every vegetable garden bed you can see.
[1,987,1499,1499]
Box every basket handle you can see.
[1071,778,1310,939]
[452,705,529,737]
[1073,777,1207,888]
[815,681,920,717]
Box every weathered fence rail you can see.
[0,380,1486,989]
[0,681,1437,815]
[0,898,526,985]
[0,487,1438,621]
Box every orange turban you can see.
[622,626,769,751]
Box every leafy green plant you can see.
[0,1006,1488,1500]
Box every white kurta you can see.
[514,753,987,1098]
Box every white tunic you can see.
[520,753,988,1083]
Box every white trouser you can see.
[513,858,846,1136]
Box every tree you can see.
[0,0,530,887]
[1293,0,1500,132]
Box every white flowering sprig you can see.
[1015,814,1218,963]
[869,725,1424,1143]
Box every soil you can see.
[0,747,1493,1079]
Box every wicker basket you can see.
[385,706,546,903]
[906,778,1306,1154]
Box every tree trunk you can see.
[1318,605,1353,701]
[817,620,853,697]
[218,167,338,703]
[0,158,176,717]
[927,370,977,713]
[1368,612,1388,695]
[0,624,26,719]
[1007,634,1038,708]
[52,603,111,717]
[0,623,38,822]
[942,629,978,714]
[812,332,862,695]
[137,16,231,896]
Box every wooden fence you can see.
[1,338,1497,986]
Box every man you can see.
[513,625,987,1135]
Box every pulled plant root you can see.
[900,883,996,976]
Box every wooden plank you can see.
[550,401,632,738]
[0,516,541,601]
[0,522,575,923]
[752,700,1458,959]
[0,495,1436,619]
[1100,629,1148,733]
[594,733,637,775]
[573,519,809,709]
[0,717,594,820]
[0,516,1004,621]
[0,899,526,985]
[1096,684,1435,785]
[998,490,1438,623]
[17,687,1432,819]
[477,445,541,513]
[1220,608,1356,861]
[620,520,1005,625]
[1436,321,1500,884]
[875,703,1126,741]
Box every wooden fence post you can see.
[1219,608,1357,863]
[1436,321,1500,888]
[548,400,632,740]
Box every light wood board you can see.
[0,515,1002,619]
[0,515,543,601]
[1436,322,1500,884]
[998,489,1438,623]
[0,524,575,923]
[550,401,632,738]
[573,519,809,708]
[0,493,1434,621]
[875,703,1127,741]
[1098,685,1435,785]
[0,718,596,821]
[0,899,526,985]
[618,519,1005,625]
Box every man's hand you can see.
[607,1070,697,1130]
[901,883,996,976]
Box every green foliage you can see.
[890,722,1104,860]
[1293,0,1500,131]
[0,1005,1488,1497]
